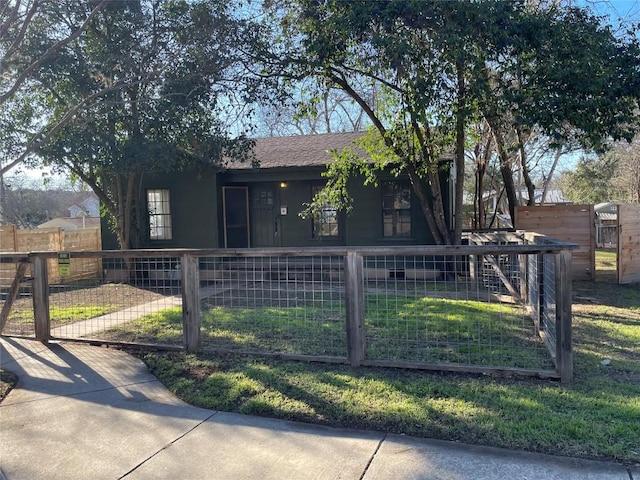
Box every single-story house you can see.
[38,216,101,231]
[68,194,100,218]
[102,132,453,250]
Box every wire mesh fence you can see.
[198,255,347,357]
[0,259,34,337]
[541,253,557,357]
[362,254,553,370]
[0,235,576,380]
[0,255,183,347]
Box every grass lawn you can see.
[103,293,550,370]
[49,305,114,324]
[7,305,114,327]
[129,253,640,465]
[2,283,165,336]
[0,370,18,402]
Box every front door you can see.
[223,186,249,248]
[251,186,280,247]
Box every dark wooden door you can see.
[223,186,249,248]
[251,186,280,247]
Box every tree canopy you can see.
[259,0,640,243]
[562,136,640,204]
[4,0,259,248]
[0,0,112,175]
[3,0,640,248]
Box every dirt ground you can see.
[2,283,169,336]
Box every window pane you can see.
[397,189,411,209]
[147,189,172,240]
[312,186,339,237]
[382,181,411,237]
[382,196,394,209]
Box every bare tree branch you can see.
[0,0,111,105]
[0,73,161,176]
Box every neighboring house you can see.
[38,194,101,231]
[102,132,453,250]
[38,216,101,231]
[472,187,571,229]
[521,188,571,205]
[594,201,618,247]
[68,194,100,218]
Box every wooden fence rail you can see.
[0,234,578,382]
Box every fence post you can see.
[468,254,477,292]
[555,249,573,383]
[345,251,365,366]
[181,254,201,352]
[32,255,50,343]
[519,254,528,303]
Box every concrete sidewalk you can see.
[0,337,635,480]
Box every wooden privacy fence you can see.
[618,204,640,284]
[0,235,578,382]
[0,225,101,284]
[515,204,640,284]
[515,205,595,281]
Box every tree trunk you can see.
[135,172,145,248]
[540,149,562,205]
[124,174,136,249]
[406,163,449,245]
[476,166,486,229]
[410,118,451,245]
[517,129,535,206]
[452,59,466,245]
[115,174,127,249]
[487,119,518,224]
[330,74,453,244]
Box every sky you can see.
[582,0,640,27]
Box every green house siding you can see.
[105,166,450,251]
[100,133,454,250]
[107,168,450,250]
[218,171,444,248]
[344,173,445,246]
[280,181,344,247]
[141,169,220,249]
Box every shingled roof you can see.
[227,131,365,170]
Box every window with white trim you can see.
[147,189,172,240]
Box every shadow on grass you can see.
[130,272,640,464]
[140,348,639,463]
[102,293,554,371]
